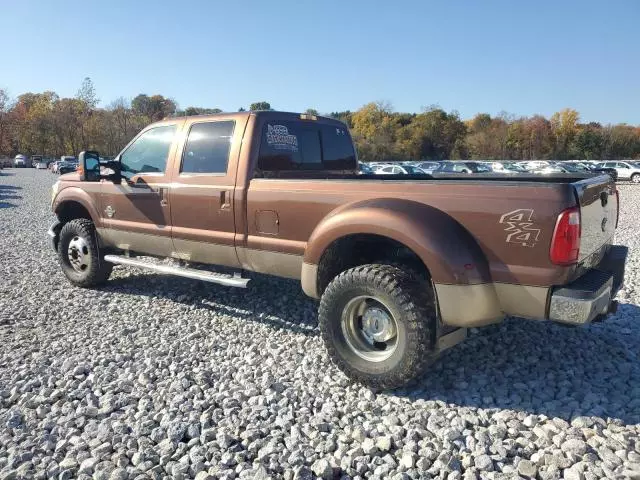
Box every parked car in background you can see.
[434,161,492,174]
[597,161,640,183]
[358,163,375,175]
[57,160,79,175]
[536,163,569,175]
[415,161,441,173]
[484,161,527,174]
[376,164,427,175]
[35,161,48,169]
[14,154,29,168]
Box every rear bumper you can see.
[549,245,627,325]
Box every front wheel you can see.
[58,219,112,287]
[631,173,640,184]
[319,264,436,390]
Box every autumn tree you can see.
[351,102,399,161]
[0,89,14,155]
[550,108,580,159]
[2,82,640,162]
[394,107,466,160]
[132,94,177,122]
[466,113,509,159]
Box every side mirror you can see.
[79,151,101,181]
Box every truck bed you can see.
[256,170,601,184]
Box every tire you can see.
[58,219,112,287]
[319,264,436,390]
[631,173,640,184]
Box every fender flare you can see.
[303,198,492,289]
[53,187,104,228]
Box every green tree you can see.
[76,77,99,109]
[249,101,272,111]
[573,123,604,159]
[182,107,223,116]
[304,108,319,115]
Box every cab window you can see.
[257,120,356,173]
[120,125,177,180]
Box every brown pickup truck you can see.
[49,111,627,389]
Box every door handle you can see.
[220,190,231,209]
[159,187,168,207]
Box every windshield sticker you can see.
[499,209,541,247]
[266,124,298,152]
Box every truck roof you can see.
[155,110,344,127]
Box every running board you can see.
[103,255,250,288]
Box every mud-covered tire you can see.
[58,219,112,287]
[319,264,436,390]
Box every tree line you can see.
[1,78,638,161]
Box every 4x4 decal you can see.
[499,209,541,247]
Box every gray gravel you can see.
[0,168,639,480]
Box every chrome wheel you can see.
[67,236,91,272]
[341,296,398,362]
[632,174,640,184]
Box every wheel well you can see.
[56,201,92,224]
[316,234,430,295]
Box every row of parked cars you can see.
[48,157,79,175]
[6,154,79,174]
[359,160,640,183]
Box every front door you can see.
[169,118,244,267]
[101,122,183,257]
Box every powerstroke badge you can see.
[499,209,541,247]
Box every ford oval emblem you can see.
[601,217,608,232]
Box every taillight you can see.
[550,206,581,265]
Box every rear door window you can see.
[257,120,356,173]
[181,121,235,174]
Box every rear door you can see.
[169,116,248,267]
[101,121,183,256]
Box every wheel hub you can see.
[67,236,91,272]
[361,307,396,343]
[341,296,399,362]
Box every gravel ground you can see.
[0,168,638,480]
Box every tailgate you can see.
[574,175,618,261]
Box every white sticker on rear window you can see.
[266,124,298,152]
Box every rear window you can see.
[257,120,356,174]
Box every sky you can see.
[3,0,640,124]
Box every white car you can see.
[376,164,427,175]
[14,154,27,168]
[597,161,640,183]
[35,162,48,169]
